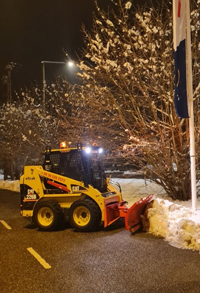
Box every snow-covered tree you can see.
[0,78,86,178]
[0,91,45,179]
[76,0,200,200]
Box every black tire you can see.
[33,201,63,231]
[69,199,101,232]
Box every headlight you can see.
[98,148,103,154]
[85,147,91,154]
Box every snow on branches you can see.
[77,0,200,200]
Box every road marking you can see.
[0,220,12,230]
[27,247,51,269]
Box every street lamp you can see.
[67,61,74,67]
[41,60,74,143]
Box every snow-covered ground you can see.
[0,178,20,192]
[1,175,200,252]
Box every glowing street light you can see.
[67,61,74,67]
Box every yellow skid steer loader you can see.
[20,143,154,232]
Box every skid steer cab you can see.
[20,142,155,232]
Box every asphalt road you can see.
[1,189,200,293]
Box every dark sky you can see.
[0,0,156,100]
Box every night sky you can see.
[0,0,157,100]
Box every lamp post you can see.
[41,60,74,143]
[4,62,16,103]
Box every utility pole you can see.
[5,62,16,103]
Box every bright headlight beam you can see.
[98,148,103,154]
[85,147,91,154]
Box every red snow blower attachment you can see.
[104,195,155,233]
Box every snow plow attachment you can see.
[125,195,155,233]
[104,195,155,233]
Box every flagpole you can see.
[185,0,197,210]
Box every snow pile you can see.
[146,198,200,251]
[0,174,20,192]
[0,178,20,192]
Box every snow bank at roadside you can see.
[146,198,200,251]
[0,176,20,192]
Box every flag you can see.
[173,0,189,118]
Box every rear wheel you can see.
[33,201,63,231]
[69,199,101,232]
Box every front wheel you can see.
[33,201,63,231]
[69,199,101,232]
